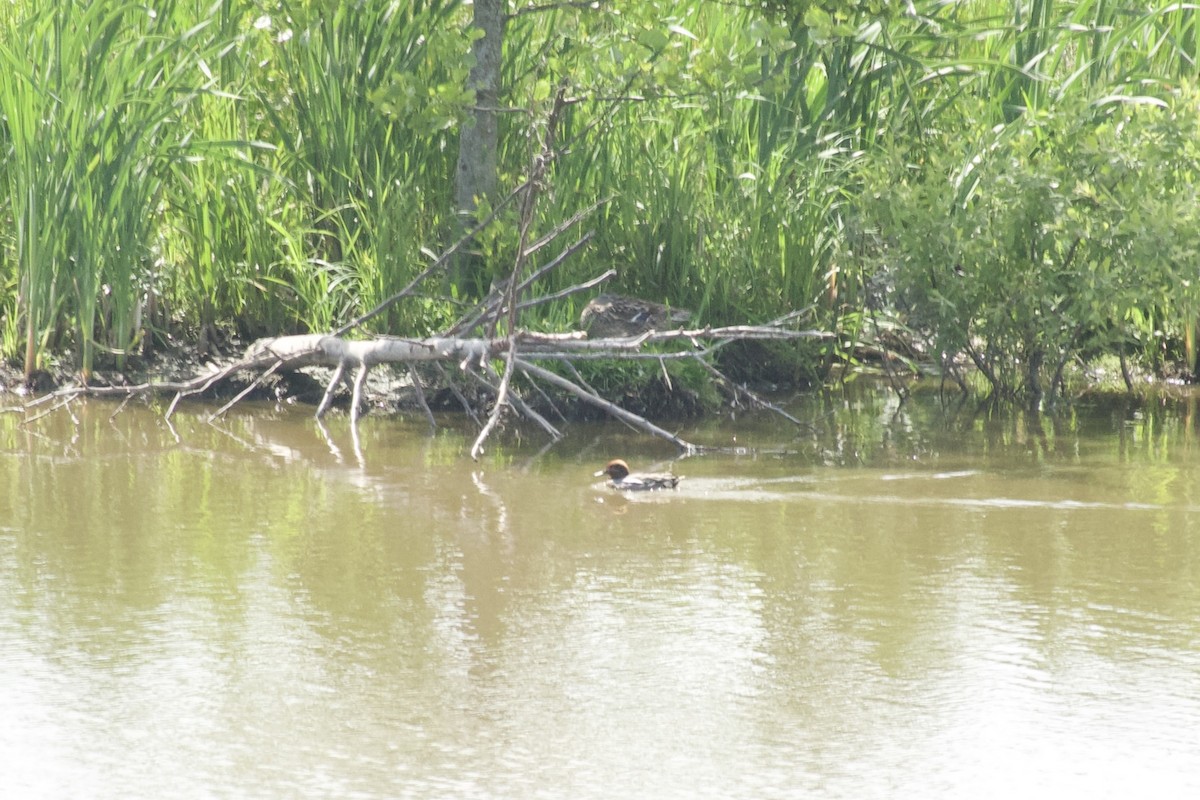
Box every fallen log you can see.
[1,93,837,459]
[4,323,829,456]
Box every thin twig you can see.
[515,358,698,454]
[20,394,78,426]
[691,355,807,427]
[433,362,482,426]
[448,261,610,336]
[408,365,437,433]
[466,359,560,442]
[512,229,599,300]
[315,361,347,419]
[109,393,135,421]
[519,369,569,423]
[210,360,283,420]
[166,352,303,420]
[471,336,521,460]
[519,202,603,262]
[350,363,371,424]
[530,269,616,307]
[560,358,601,396]
[469,387,508,459]
[331,180,533,338]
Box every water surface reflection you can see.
[2,393,1199,798]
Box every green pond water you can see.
[2,389,1200,798]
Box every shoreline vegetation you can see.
[3,0,1200,424]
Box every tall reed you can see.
[258,0,460,333]
[0,0,216,378]
[1,0,1198,388]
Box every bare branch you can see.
[463,358,561,444]
[350,363,371,424]
[210,360,284,420]
[447,235,604,336]
[409,366,437,433]
[519,370,569,422]
[518,269,617,315]
[691,356,807,427]
[519,200,607,262]
[331,175,535,338]
[433,362,482,426]
[471,337,520,460]
[514,358,697,454]
[315,362,347,419]
[20,394,78,426]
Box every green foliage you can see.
[858,90,1200,404]
[259,0,462,333]
[0,0,216,378]
[370,24,482,136]
[489,0,855,329]
[1,0,1200,403]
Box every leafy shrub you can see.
[857,90,1200,405]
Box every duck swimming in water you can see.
[595,459,681,491]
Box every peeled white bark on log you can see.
[8,324,828,456]
[245,333,497,368]
[243,325,825,367]
[233,325,829,455]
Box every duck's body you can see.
[595,459,681,491]
[580,294,693,339]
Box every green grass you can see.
[0,0,1197,390]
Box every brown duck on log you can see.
[579,294,693,338]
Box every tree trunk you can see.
[451,0,505,296]
[1025,345,1044,411]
